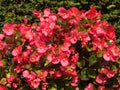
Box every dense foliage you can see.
[0,6,120,90]
[0,0,120,38]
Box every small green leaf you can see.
[107,5,115,9]
[57,20,66,26]
[111,65,117,70]
[97,51,102,58]
[11,71,17,78]
[77,59,85,69]
[36,87,41,90]
[2,59,7,65]
[49,83,57,90]
[117,58,120,64]
[63,76,72,81]
[35,70,40,74]
[77,28,81,31]
[81,68,89,80]
[86,46,92,52]
[89,55,97,66]
[44,60,50,66]
[77,62,82,68]
[49,87,57,90]
[87,68,96,78]
[6,84,11,88]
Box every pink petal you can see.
[47,54,53,62]
[85,83,93,90]
[33,10,41,18]
[23,70,29,78]
[37,48,47,53]
[0,34,4,40]
[12,46,22,56]
[44,8,50,17]
[60,59,69,66]
[103,52,111,61]
[107,70,115,78]
[52,58,59,64]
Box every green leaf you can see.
[22,85,30,90]
[49,83,57,90]
[111,65,117,70]
[81,68,89,80]
[97,51,102,58]
[11,71,17,78]
[87,68,96,78]
[86,46,92,52]
[2,59,7,65]
[6,84,11,88]
[89,55,97,66]
[57,20,67,26]
[44,60,50,66]
[77,59,85,69]
[36,87,41,90]
[67,1,74,5]
[49,87,57,90]
[117,58,120,64]
[107,5,116,9]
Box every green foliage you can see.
[0,0,120,34]
[89,55,97,66]
[81,68,89,80]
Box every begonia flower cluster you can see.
[0,6,120,90]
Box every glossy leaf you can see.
[89,55,97,66]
